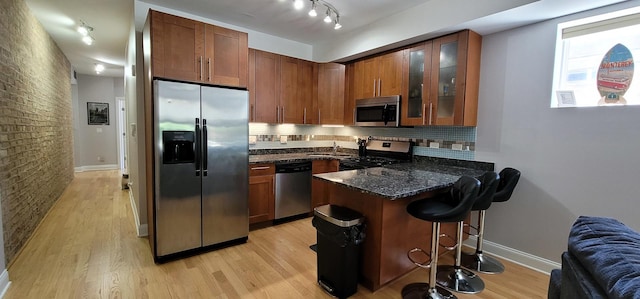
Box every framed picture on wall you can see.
[87,102,109,125]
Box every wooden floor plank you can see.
[4,170,549,298]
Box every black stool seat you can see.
[407,176,480,222]
[493,168,521,202]
[470,172,500,211]
[402,176,480,299]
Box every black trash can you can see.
[312,204,366,299]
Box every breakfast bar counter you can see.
[313,162,487,291]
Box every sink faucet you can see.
[332,141,340,155]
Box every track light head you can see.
[308,1,317,17]
[293,0,304,10]
[323,8,332,23]
[334,16,342,30]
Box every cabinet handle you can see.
[199,56,203,81]
[378,78,381,96]
[250,105,254,122]
[276,106,279,123]
[318,110,321,124]
[281,106,285,123]
[207,57,211,81]
[428,103,433,125]
[303,108,307,124]
[422,104,426,125]
[372,79,376,97]
[251,166,271,170]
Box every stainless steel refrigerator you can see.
[153,79,248,260]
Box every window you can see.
[551,7,640,108]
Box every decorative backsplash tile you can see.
[248,124,477,160]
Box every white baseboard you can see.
[128,187,148,237]
[463,237,560,275]
[0,269,11,299]
[74,164,119,172]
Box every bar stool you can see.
[402,176,480,299]
[434,173,498,294]
[461,167,521,274]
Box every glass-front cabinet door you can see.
[401,42,432,126]
[430,32,465,126]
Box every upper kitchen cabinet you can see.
[249,50,316,124]
[429,30,481,126]
[249,49,280,123]
[148,10,248,88]
[317,63,346,125]
[280,57,316,124]
[401,41,433,126]
[353,50,405,99]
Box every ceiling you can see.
[25,0,630,78]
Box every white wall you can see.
[74,75,124,170]
[476,1,640,263]
[125,19,148,236]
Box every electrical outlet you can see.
[451,144,463,151]
[429,142,440,149]
[97,156,104,162]
[280,135,287,144]
[249,135,257,145]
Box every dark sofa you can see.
[548,216,640,299]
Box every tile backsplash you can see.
[249,124,476,160]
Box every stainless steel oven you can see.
[354,95,400,127]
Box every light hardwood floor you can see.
[4,170,550,298]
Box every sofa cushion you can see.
[548,268,561,299]
[568,216,640,299]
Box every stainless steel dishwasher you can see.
[275,161,312,219]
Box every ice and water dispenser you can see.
[162,131,195,164]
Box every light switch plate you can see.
[429,142,440,148]
[452,144,463,151]
[249,135,257,145]
[280,135,287,144]
[96,128,102,133]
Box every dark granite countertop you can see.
[313,162,486,200]
[249,152,355,164]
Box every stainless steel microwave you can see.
[354,95,400,127]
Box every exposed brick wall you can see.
[0,0,74,264]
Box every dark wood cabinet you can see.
[311,160,339,209]
[401,41,433,126]
[249,49,280,123]
[429,30,481,126]
[317,63,346,125]
[248,164,275,224]
[353,50,405,99]
[149,10,247,88]
[205,25,248,87]
[401,30,481,126]
[249,50,316,124]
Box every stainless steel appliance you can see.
[275,161,312,219]
[339,140,412,171]
[354,95,401,127]
[153,79,248,260]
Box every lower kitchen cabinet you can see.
[311,159,339,208]
[249,163,275,224]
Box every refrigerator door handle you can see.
[202,119,208,176]
[195,118,201,176]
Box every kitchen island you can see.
[313,162,487,291]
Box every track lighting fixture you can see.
[77,20,95,45]
[308,0,317,17]
[82,35,94,45]
[95,63,105,74]
[291,0,342,30]
[323,8,332,23]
